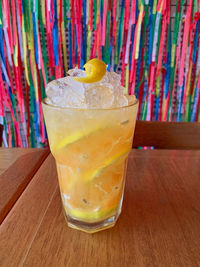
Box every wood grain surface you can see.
[0,148,46,175]
[0,148,49,224]
[133,121,200,149]
[0,155,58,267]
[1,150,200,267]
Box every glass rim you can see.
[42,97,139,111]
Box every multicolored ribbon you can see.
[0,0,200,147]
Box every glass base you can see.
[64,211,121,233]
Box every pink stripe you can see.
[55,66,60,79]
[5,0,14,53]
[169,45,180,121]
[125,0,130,30]
[130,18,139,82]
[150,62,156,92]
[130,60,137,95]
[38,35,47,87]
[15,66,25,123]
[15,121,23,147]
[121,48,126,86]
[112,0,117,45]
[102,0,108,46]
[8,123,12,147]
[197,75,200,89]
[0,82,4,117]
[0,67,9,109]
[6,84,16,121]
[131,0,136,24]
[157,0,163,12]
[1,82,9,108]
[90,0,94,30]
[12,0,17,45]
[76,0,82,66]
[17,0,23,24]
[98,17,102,59]
[157,14,167,76]
[179,1,193,87]
[164,91,171,121]
[39,101,46,143]
[92,30,98,58]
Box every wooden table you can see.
[0,148,49,223]
[0,149,200,267]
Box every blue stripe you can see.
[32,12,39,64]
[53,0,59,66]
[69,20,73,68]
[193,20,199,63]
[155,96,160,121]
[75,24,78,64]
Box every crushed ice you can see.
[45,67,136,109]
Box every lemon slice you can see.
[66,206,117,223]
[73,59,107,83]
[55,124,103,152]
[85,148,130,182]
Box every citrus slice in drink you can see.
[73,58,107,83]
[61,155,127,222]
[84,148,130,182]
[66,205,118,223]
[54,122,133,185]
[55,123,104,152]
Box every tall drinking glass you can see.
[43,99,138,233]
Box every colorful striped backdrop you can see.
[0,0,200,147]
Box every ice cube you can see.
[126,94,137,105]
[85,85,114,109]
[46,76,86,108]
[113,95,128,107]
[67,67,87,78]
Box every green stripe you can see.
[94,0,97,30]
[105,11,111,64]
[0,0,3,26]
[38,3,48,83]
[11,118,16,147]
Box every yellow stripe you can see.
[57,0,60,20]
[87,29,92,61]
[135,4,144,60]
[61,21,68,73]
[22,16,30,85]
[125,63,129,94]
[156,74,161,97]
[158,0,164,13]
[186,62,192,97]
[41,0,46,25]
[138,0,142,9]
[171,43,176,68]
[14,44,18,67]
[162,98,166,121]
[153,0,158,14]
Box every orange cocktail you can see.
[43,100,138,233]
